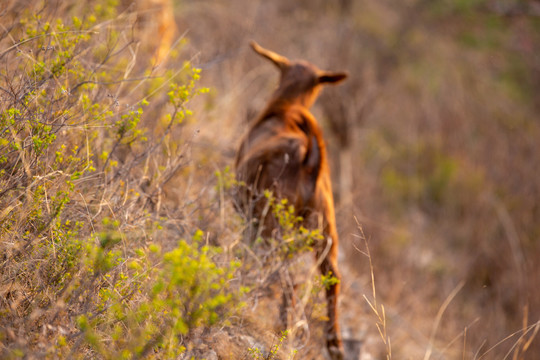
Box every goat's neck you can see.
[270,90,317,108]
[263,96,315,116]
[257,101,309,127]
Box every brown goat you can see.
[234,41,347,360]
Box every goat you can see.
[234,41,347,360]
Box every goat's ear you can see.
[250,41,290,70]
[318,72,348,84]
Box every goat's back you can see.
[235,104,336,240]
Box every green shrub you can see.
[0,1,240,358]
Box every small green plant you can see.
[74,230,244,359]
[264,190,324,256]
[247,330,297,360]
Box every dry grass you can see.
[1,0,539,359]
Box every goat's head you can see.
[250,41,348,108]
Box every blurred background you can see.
[2,0,538,358]
[170,0,540,358]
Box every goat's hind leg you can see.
[318,245,344,360]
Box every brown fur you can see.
[234,42,347,360]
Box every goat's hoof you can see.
[327,345,344,360]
